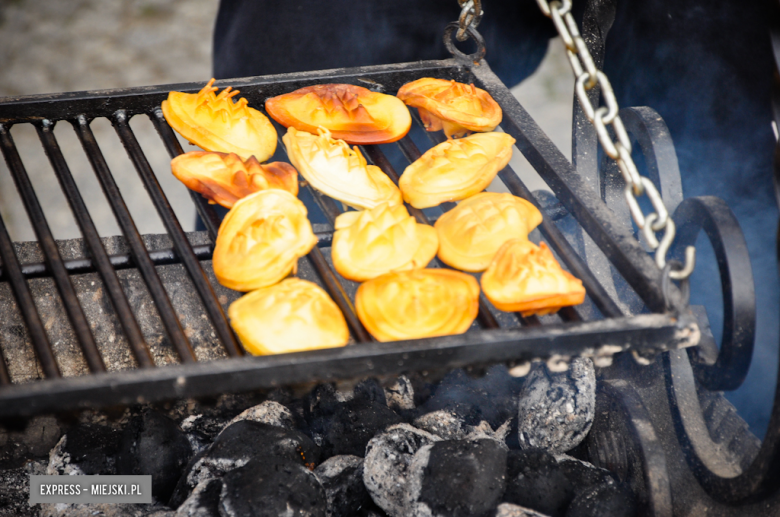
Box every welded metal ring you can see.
[670,196,755,392]
[443,22,487,63]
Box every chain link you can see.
[536,0,696,282]
[457,0,483,41]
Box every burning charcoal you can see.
[384,375,416,412]
[222,400,296,430]
[418,365,523,430]
[363,423,440,516]
[565,481,636,517]
[47,425,121,476]
[503,449,575,517]
[116,410,194,504]
[171,420,321,507]
[516,358,595,454]
[175,479,223,517]
[219,458,326,517]
[314,455,373,517]
[415,438,508,517]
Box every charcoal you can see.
[218,458,326,517]
[354,378,388,405]
[305,383,347,446]
[418,366,522,430]
[170,418,322,508]
[186,420,320,486]
[222,400,296,430]
[116,410,194,504]
[0,416,61,469]
[47,425,122,476]
[314,455,372,517]
[565,481,636,517]
[384,375,416,412]
[1,459,47,517]
[322,398,404,457]
[517,358,595,454]
[175,479,223,517]
[555,456,615,490]
[416,438,508,517]
[494,503,551,517]
[61,424,122,475]
[503,449,575,517]
[363,423,440,516]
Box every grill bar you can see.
[0,58,701,418]
[0,123,106,373]
[150,108,223,241]
[72,115,197,364]
[0,312,698,418]
[36,120,155,368]
[0,212,59,379]
[307,247,372,342]
[112,111,242,358]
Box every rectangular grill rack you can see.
[0,57,698,418]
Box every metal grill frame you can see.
[0,56,701,418]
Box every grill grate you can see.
[0,58,698,417]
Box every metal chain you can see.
[457,0,483,41]
[536,0,696,281]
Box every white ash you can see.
[186,456,249,492]
[413,410,511,444]
[363,424,440,517]
[384,375,415,411]
[46,435,84,477]
[221,401,296,432]
[314,454,363,481]
[413,411,467,440]
[494,503,551,517]
[517,357,596,454]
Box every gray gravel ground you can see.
[0,0,572,242]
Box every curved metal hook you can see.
[670,196,756,391]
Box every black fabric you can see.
[212,0,555,88]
